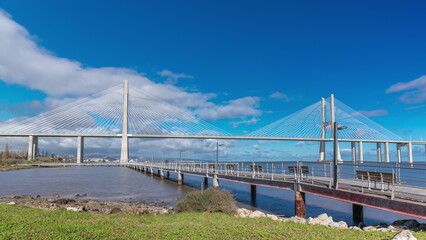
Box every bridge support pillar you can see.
[120,80,129,164]
[77,136,84,164]
[150,168,154,176]
[250,184,257,199]
[160,169,164,180]
[27,136,38,161]
[353,204,364,226]
[143,167,147,174]
[178,171,183,185]
[397,144,402,163]
[203,176,208,190]
[408,142,413,164]
[376,143,382,162]
[167,171,170,179]
[384,142,390,163]
[351,142,356,163]
[358,142,363,163]
[213,174,219,190]
[294,191,306,218]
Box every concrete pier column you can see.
[150,168,154,176]
[358,141,363,163]
[120,80,129,164]
[250,184,257,199]
[213,174,219,190]
[353,204,364,226]
[27,136,39,161]
[351,142,356,163]
[384,142,390,163]
[408,142,413,164]
[376,143,382,162]
[160,169,164,180]
[77,136,84,164]
[143,167,147,174]
[178,171,183,185]
[294,191,306,218]
[397,144,402,163]
[203,176,208,189]
[318,98,326,162]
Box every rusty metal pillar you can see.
[213,174,219,190]
[251,184,257,199]
[178,171,183,185]
[353,204,364,226]
[295,191,306,218]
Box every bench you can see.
[250,165,263,172]
[288,166,309,174]
[356,170,399,191]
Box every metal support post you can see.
[295,191,306,218]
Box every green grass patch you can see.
[0,205,425,239]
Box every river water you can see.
[0,166,424,225]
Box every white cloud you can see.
[352,109,389,118]
[230,117,259,128]
[386,75,426,104]
[158,69,193,85]
[0,10,261,123]
[269,91,290,102]
[196,97,261,121]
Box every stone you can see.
[328,222,340,228]
[52,194,60,198]
[363,226,378,231]
[278,217,290,222]
[337,221,348,229]
[6,202,16,205]
[248,210,266,218]
[53,199,75,204]
[66,207,83,212]
[289,216,306,224]
[391,230,417,240]
[266,214,278,221]
[306,217,321,225]
[236,208,252,218]
[392,220,420,231]
[350,226,362,231]
[316,213,329,221]
[109,208,122,214]
[388,226,400,232]
[319,216,333,226]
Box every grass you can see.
[0,205,425,240]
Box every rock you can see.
[66,206,83,212]
[248,210,266,218]
[158,209,169,215]
[328,222,340,228]
[12,196,21,199]
[363,226,378,231]
[307,217,321,225]
[75,194,87,198]
[236,208,252,218]
[52,194,60,198]
[388,226,400,232]
[53,199,75,204]
[391,230,417,240]
[316,213,328,220]
[278,217,290,222]
[392,220,420,231]
[319,217,333,226]
[350,226,362,231]
[289,216,306,224]
[266,214,278,221]
[109,208,122,214]
[6,202,16,205]
[337,221,348,229]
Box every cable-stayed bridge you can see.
[2,80,426,222]
[0,80,423,164]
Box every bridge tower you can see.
[318,94,342,162]
[120,80,129,163]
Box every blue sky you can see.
[1,1,426,159]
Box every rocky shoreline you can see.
[1,195,424,239]
[0,195,171,215]
[235,208,424,239]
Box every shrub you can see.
[175,188,237,215]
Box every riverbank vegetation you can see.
[0,205,424,240]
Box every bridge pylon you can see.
[120,80,129,163]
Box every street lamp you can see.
[333,122,347,189]
[216,142,224,173]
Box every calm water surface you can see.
[0,166,424,225]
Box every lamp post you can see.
[216,142,224,173]
[333,122,347,189]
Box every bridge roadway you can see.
[24,162,426,223]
